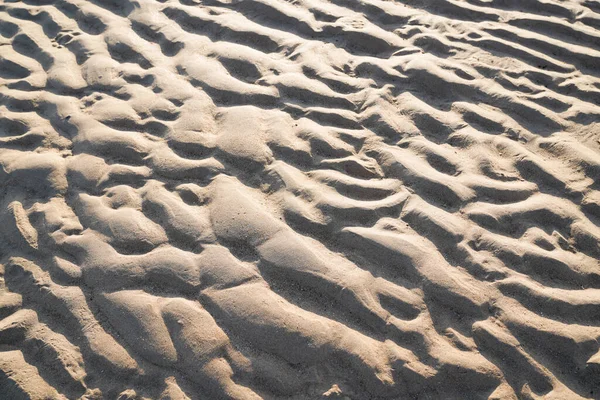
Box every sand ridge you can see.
[0,0,600,398]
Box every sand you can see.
[0,0,599,398]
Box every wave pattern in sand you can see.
[1,0,600,398]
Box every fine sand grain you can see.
[1,0,600,398]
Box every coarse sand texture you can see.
[0,0,600,399]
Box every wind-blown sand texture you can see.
[0,0,600,398]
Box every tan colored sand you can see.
[0,0,600,398]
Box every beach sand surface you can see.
[0,0,600,398]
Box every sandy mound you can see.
[1,0,600,398]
